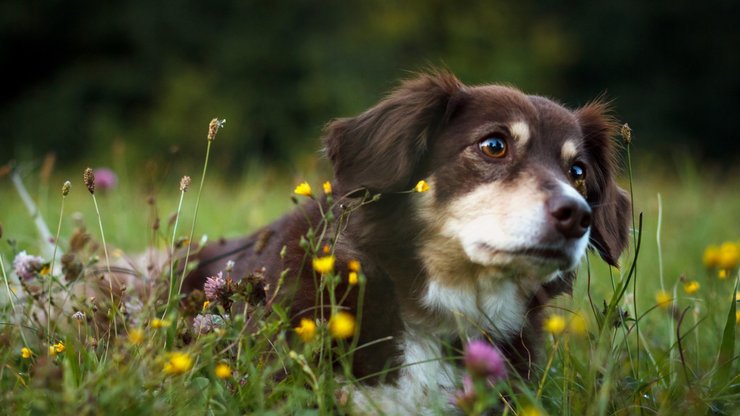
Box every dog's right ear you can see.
[323,71,465,193]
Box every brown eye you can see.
[479,136,507,158]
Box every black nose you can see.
[548,196,592,239]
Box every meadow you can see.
[0,125,738,415]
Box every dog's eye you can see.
[569,163,586,181]
[479,136,507,158]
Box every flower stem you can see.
[48,193,66,341]
[91,193,118,338]
[163,189,186,317]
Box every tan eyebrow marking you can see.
[509,121,530,147]
[561,140,578,161]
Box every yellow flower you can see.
[683,280,700,295]
[568,313,588,336]
[348,260,361,272]
[543,315,566,335]
[312,255,335,274]
[294,182,313,197]
[414,180,430,193]
[736,311,740,325]
[294,318,317,342]
[163,351,193,375]
[703,245,720,268]
[323,181,332,195]
[348,272,359,286]
[655,290,672,309]
[520,406,544,416]
[718,241,739,269]
[48,341,65,356]
[328,312,356,339]
[215,362,232,379]
[128,328,145,345]
[322,244,331,254]
[49,345,57,356]
[151,318,171,329]
[21,347,33,359]
[40,265,51,276]
[718,269,728,279]
[202,301,210,311]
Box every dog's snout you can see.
[548,196,592,239]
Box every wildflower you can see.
[463,340,507,380]
[163,351,193,375]
[179,176,191,192]
[655,290,672,309]
[215,362,232,379]
[543,314,566,335]
[568,313,588,336]
[62,181,71,196]
[348,260,361,272]
[312,255,335,274]
[151,318,171,329]
[323,181,332,195]
[294,182,313,197]
[520,405,544,416]
[348,272,359,285]
[21,347,33,359]
[93,168,117,191]
[192,314,224,335]
[683,280,700,295]
[322,244,331,254]
[207,118,226,142]
[703,245,720,268]
[128,328,144,345]
[718,241,739,269]
[452,375,476,412]
[294,318,317,342]
[49,341,65,356]
[415,180,430,193]
[72,311,85,322]
[202,300,210,311]
[225,260,235,272]
[204,272,226,301]
[718,269,728,279]
[13,251,45,280]
[328,312,356,339]
[83,167,95,194]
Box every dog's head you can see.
[324,71,630,286]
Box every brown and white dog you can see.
[182,71,630,412]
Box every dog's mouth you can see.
[475,242,573,269]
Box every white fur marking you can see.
[561,140,578,161]
[510,121,530,147]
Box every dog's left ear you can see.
[577,102,631,267]
[323,71,465,193]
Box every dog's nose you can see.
[547,196,592,239]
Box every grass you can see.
[0,137,738,414]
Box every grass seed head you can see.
[208,118,226,142]
[621,123,632,144]
[180,175,191,192]
[83,167,95,194]
[62,181,71,196]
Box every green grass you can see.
[0,150,738,415]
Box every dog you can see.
[182,70,630,413]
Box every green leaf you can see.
[713,284,737,394]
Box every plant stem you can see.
[48,193,66,341]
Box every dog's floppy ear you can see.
[577,102,631,267]
[323,71,464,193]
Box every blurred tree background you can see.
[1,0,738,173]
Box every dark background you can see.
[2,0,738,173]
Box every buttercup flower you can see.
[215,363,232,379]
[294,318,317,342]
[718,269,728,279]
[683,280,700,295]
[13,251,45,280]
[544,314,566,334]
[520,406,544,416]
[463,340,507,380]
[151,318,171,329]
[415,180,430,193]
[21,347,33,359]
[128,328,144,345]
[718,241,738,269]
[703,245,720,268]
[348,272,359,286]
[49,341,65,356]
[328,312,356,339]
[323,181,332,195]
[348,260,361,272]
[569,313,588,336]
[163,351,193,375]
[312,255,335,274]
[294,182,313,197]
[655,290,672,309]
